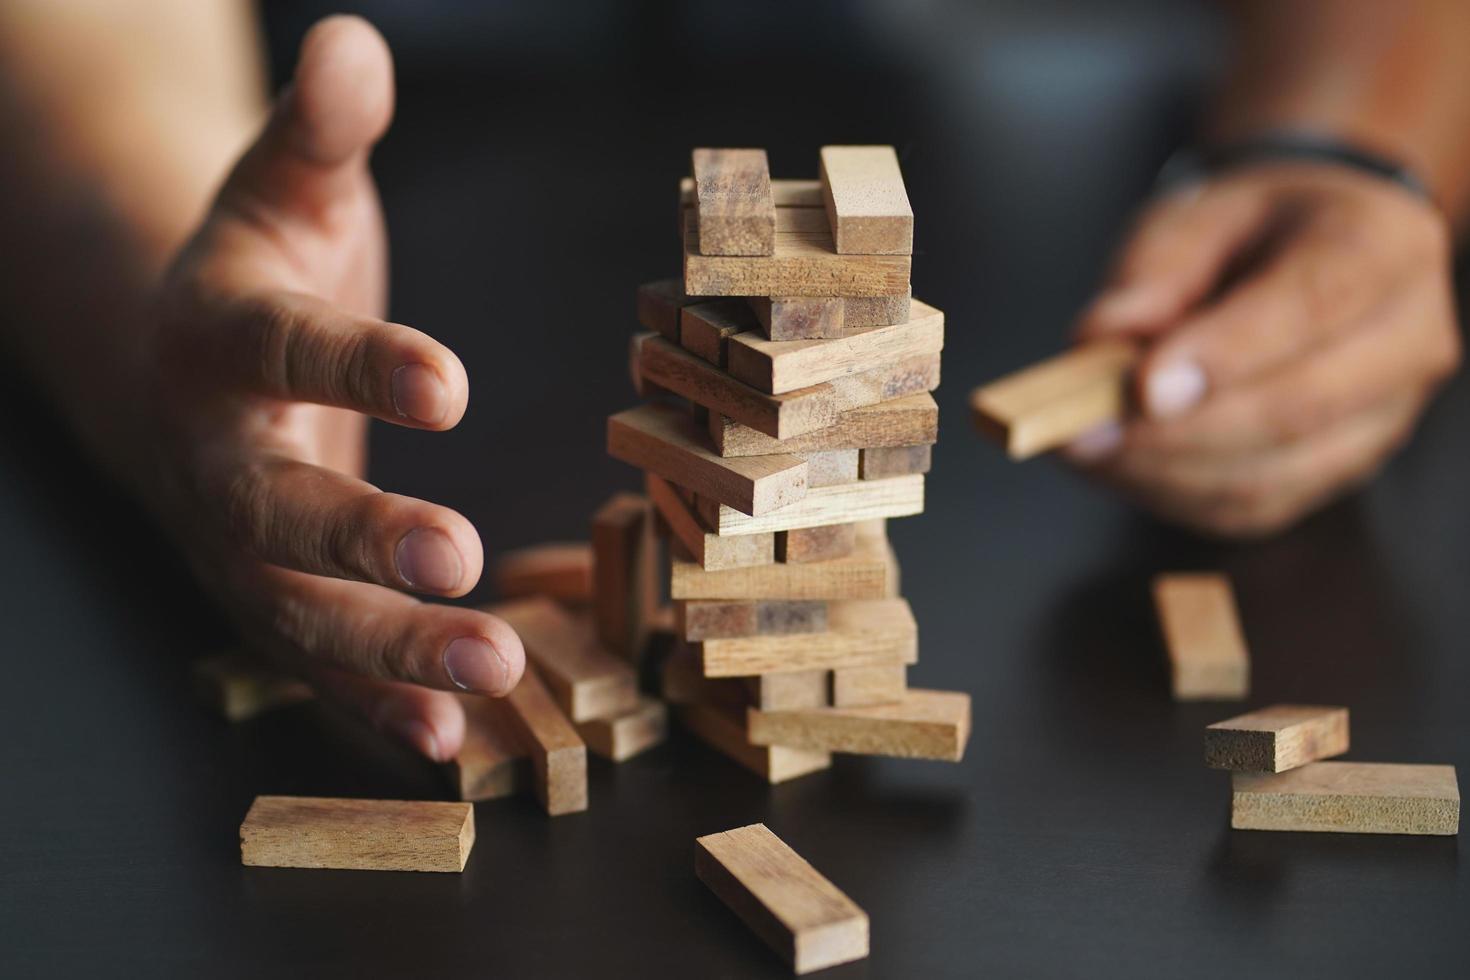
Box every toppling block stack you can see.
[615,146,971,783]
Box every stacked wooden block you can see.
[614,146,971,783]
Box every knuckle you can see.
[221,459,277,554]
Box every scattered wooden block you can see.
[491,597,638,723]
[802,449,859,487]
[591,492,660,661]
[710,392,939,458]
[699,598,917,678]
[819,145,914,255]
[499,663,588,815]
[646,473,774,571]
[678,599,829,641]
[726,300,944,394]
[777,523,858,564]
[693,148,776,256]
[677,702,831,784]
[1231,762,1460,835]
[831,664,906,708]
[192,653,313,722]
[1205,705,1349,772]
[672,520,898,600]
[1153,573,1251,701]
[637,278,701,343]
[695,474,923,537]
[681,299,759,367]
[240,796,475,872]
[749,688,970,761]
[491,542,593,604]
[695,823,869,975]
[576,696,668,762]
[452,694,528,801]
[681,175,823,209]
[860,444,931,479]
[745,670,830,711]
[608,403,808,517]
[971,340,1139,459]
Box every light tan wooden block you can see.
[677,702,831,784]
[819,145,913,255]
[745,670,830,711]
[696,475,923,537]
[1205,705,1349,772]
[710,392,938,458]
[700,598,916,678]
[491,597,638,723]
[591,492,660,661]
[777,523,858,564]
[193,653,312,722]
[681,299,758,367]
[671,520,896,600]
[749,688,969,761]
[681,175,823,209]
[636,278,701,343]
[1153,573,1250,701]
[646,473,774,571]
[608,403,808,517]
[860,444,931,479]
[1232,762,1459,835]
[693,148,776,256]
[678,599,828,641]
[802,449,859,487]
[971,340,1140,459]
[696,823,868,974]
[491,542,593,604]
[500,663,588,815]
[576,696,668,762]
[844,290,912,328]
[727,300,944,394]
[453,694,528,801]
[240,796,474,872]
[831,664,906,708]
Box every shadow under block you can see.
[576,696,668,762]
[777,523,858,564]
[500,663,588,815]
[695,823,869,975]
[491,542,593,604]
[608,403,808,517]
[646,473,774,571]
[971,340,1140,459]
[695,474,923,537]
[1231,762,1460,835]
[636,278,700,343]
[749,688,970,761]
[831,663,907,708]
[193,653,313,722]
[671,520,898,600]
[727,300,943,394]
[677,702,831,784]
[860,444,932,479]
[711,392,938,459]
[681,299,759,367]
[1153,573,1251,701]
[1206,705,1350,772]
[678,599,828,641]
[680,175,823,209]
[491,597,638,723]
[820,145,914,255]
[453,695,529,801]
[591,492,659,661]
[693,148,775,256]
[699,598,917,677]
[240,796,475,872]
[746,670,831,711]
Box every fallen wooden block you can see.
[695,823,869,975]
[727,300,944,394]
[777,523,858,564]
[710,392,939,458]
[636,278,702,343]
[681,298,760,367]
[608,403,808,517]
[699,598,917,678]
[499,663,588,815]
[695,474,923,537]
[672,520,898,600]
[240,796,475,872]
[678,599,828,641]
[591,492,660,661]
[1231,762,1459,835]
[1206,705,1349,772]
[576,696,668,762]
[193,653,313,722]
[491,597,638,723]
[680,175,823,209]
[802,449,859,487]
[747,292,913,341]
[677,702,831,784]
[1153,573,1251,701]
[820,145,914,255]
[646,473,774,571]
[831,663,906,708]
[452,694,528,801]
[745,670,830,711]
[491,542,594,604]
[749,688,970,761]
[971,340,1139,459]
[693,148,776,256]
[859,444,931,479]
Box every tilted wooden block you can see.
[680,175,823,209]
[240,796,475,872]
[452,694,528,802]
[745,670,830,711]
[681,299,759,368]
[802,449,859,487]
[499,663,588,815]
[749,688,970,761]
[820,145,914,255]
[678,599,829,641]
[747,292,913,341]
[699,598,917,677]
[193,653,313,722]
[591,492,660,661]
[1206,705,1349,772]
[696,823,869,975]
[677,702,831,784]
[1231,762,1459,835]
[636,278,702,343]
[646,473,774,571]
[693,148,776,256]
[831,663,906,708]
[1153,573,1250,701]
[576,696,668,762]
[491,597,639,723]
[695,474,923,537]
[777,523,858,564]
[860,444,932,479]
[491,542,593,604]
[608,403,808,517]
[971,340,1139,459]
[727,300,944,394]
[672,520,898,600]
[710,391,939,458]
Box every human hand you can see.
[1068,162,1461,536]
[148,16,523,759]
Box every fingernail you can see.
[395,527,463,592]
[1089,283,1173,330]
[391,363,447,425]
[1146,359,1207,418]
[443,636,508,695]
[1063,421,1124,462]
[387,717,444,761]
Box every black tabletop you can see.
[2,5,1468,977]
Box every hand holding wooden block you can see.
[971,340,1138,459]
[240,796,475,872]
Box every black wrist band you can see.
[1157,131,1434,203]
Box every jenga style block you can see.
[576,696,668,762]
[240,797,475,873]
[749,688,970,761]
[681,298,759,367]
[777,523,858,564]
[591,493,660,660]
[746,670,830,711]
[1153,573,1251,701]
[671,520,897,600]
[678,599,828,641]
[695,475,923,537]
[452,694,528,802]
[491,597,638,723]
[1231,762,1459,835]
[972,340,1139,459]
[636,278,701,343]
[661,641,747,708]
[1206,705,1350,772]
[819,145,914,255]
[831,663,906,708]
[680,175,823,209]
[491,542,594,604]
[710,392,939,458]
[859,444,931,479]
[692,148,776,256]
[748,295,845,341]
[500,663,589,816]
[193,653,313,722]
[677,702,831,784]
[695,823,869,975]
[699,598,917,677]
[645,473,774,571]
[802,449,859,487]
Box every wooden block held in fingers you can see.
[860,444,931,479]
[645,473,774,571]
[749,296,845,341]
[681,175,823,209]
[240,796,475,872]
[193,653,312,722]
[727,300,944,394]
[711,392,939,458]
[576,696,668,762]
[677,702,831,784]
[1231,762,1459,835]
[452,695,529,801]
[777,523,858,564]
[672,520,896,600]
[492,542,593,604]
[637,278,702,343]
[492,597,639,723]
[693,148,776,256]
[608,403,808,517]
[1153,573,1250,701]
[1206,705,1349,772]
[972,340,1139,459]
[499,663,588,815]
[592,493,660,661]
[700,598,917,677]
[749,688,970,761]
[681,299,759,367]
[679,599,828,641]
[696,823,869,975]
[802,450,859,487]
[831,663,906,708]
[820,145,913,255]
[696,474,923,537]
[745,670,830,711]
